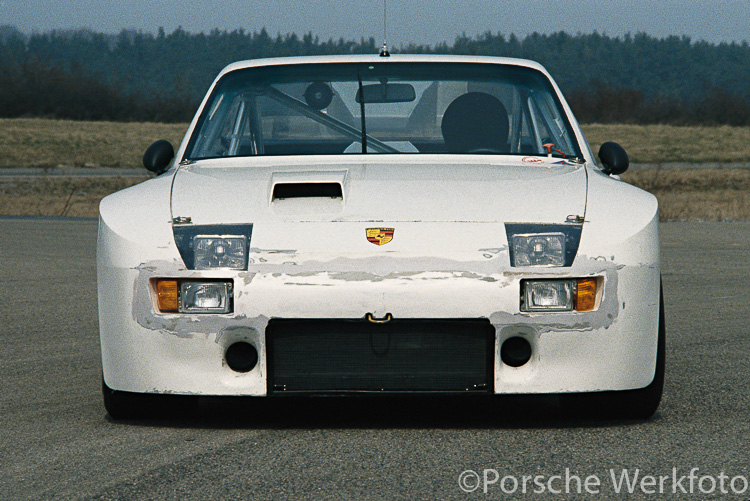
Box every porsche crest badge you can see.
[366,228,394,246]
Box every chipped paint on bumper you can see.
[98,215,660,397]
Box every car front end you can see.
[98,55,662,418]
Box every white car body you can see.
[97,55,662,416]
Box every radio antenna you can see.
[379,0,390,56]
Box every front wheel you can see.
[561,286,665,420]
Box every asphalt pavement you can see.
[0,218,748,499]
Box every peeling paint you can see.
[132,259,255,338]
[237,271,257,286]
[478,247,508,254]
[249,247,297,254]
[131,250,624,339]
[246,254,510,277]
[486,255,622,334]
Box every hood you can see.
[170,156,587,225]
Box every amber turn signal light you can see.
[155,279,179,312]
[575,278,598,312]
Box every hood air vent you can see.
[272,182,343,200]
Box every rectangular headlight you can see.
[194,235,247,270]
[521,279,575,312]
[180,281,232,313]
[511,233,565,267]
[520,278,600,312]
[173,224,252,270]
[505,223,582,267]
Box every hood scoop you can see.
[273,182,342,200]
[269,170,348,204]
[268,170,348,216]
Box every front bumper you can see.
[98,219,661,397]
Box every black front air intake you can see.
[267,319,494,394]
[272,182,342,200]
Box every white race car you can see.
[98,55,663,419]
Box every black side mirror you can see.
[143,140,175,174]
[598,141,629,175]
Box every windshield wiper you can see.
[357,71,367,153]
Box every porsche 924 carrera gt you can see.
[98,55,664,419]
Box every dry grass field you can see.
[583,124,750,164]
[0,176,149,217]
[621,168,750,221]
[2,169,748,221]
[0,119,186,169]
[2,118,750,169]
[1,118,749,220]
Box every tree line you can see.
[1,25,748,125]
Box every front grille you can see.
[267,318,494,394]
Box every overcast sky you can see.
[2,0,748,45]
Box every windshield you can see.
[184,62,582,160]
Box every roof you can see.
[217,54,549,79]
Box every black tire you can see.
[561,285,665,420]
[102,378,196,420]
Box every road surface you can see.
[0,218,748,499]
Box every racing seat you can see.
[441,92,510,153]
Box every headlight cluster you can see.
[505,223,582,267]
[521,278,598,312]
[511,233,565,266]
[154,279,233,314]
[523,279,574,311]
[194,236,246,269]
[181,281,232,313]
[507,223,594,312]
[173,224,252,270]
